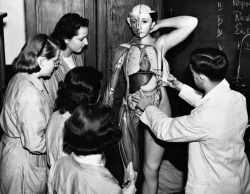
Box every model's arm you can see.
[153,16,198,55]
[158,86,171,116]
[103,52,126,107]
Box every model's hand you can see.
[122,162,137,194]
[167,74,184,91]
[121,178,136,194]
[133,90,154,111]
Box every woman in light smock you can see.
[44,13,89,103]
[103,4,198,194]
[48,104,136,194]
[46,66,103,167]
[0,34,60,193]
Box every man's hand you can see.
[167,74,184,91]
[127,94,136,110]
[132,90,153,111]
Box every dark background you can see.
[163,0,250,119]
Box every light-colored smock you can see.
[44,54,83,104]
[0,73,53,193]
[140,79,250,194]
[46,110,70,166]
[48,154,121,194]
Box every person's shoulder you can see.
[119,43,131,49]
[111,44,130,66]
[50,110,67,119]
[55,155,72,167]
[14,75,40,99]
[113,43,130,54]
[47,111,63,126]
[229,89,247,104]
[49,156,73,180]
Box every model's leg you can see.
[142,87,172,194]
[142,129,165,194]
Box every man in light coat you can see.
[133,48,250,194]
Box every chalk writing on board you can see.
[233,11,250,35]
[233,0,250,10]
[232,0,250,50]
[217,1,224,50]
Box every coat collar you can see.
[197,79,230,106]
[21,73,45,91]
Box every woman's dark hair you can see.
[149,11,158,23]
[51,13,89,50]
[190,47,229,82]
[63,104,122,156]
[12,33,59,74]
[54,66,103,114]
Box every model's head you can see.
[55,66,103,114]
[127,4,158,38]
[63,104,122,156]
[12,33,60,76]
[51,13,89,52]
[190,48,229,83]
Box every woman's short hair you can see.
[190,47,229,82]
[54,66,103,114]
[149,12,158,23]
[12,33,59,74]
[63,104,122,156]
[51,13,89,50]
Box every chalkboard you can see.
[217,0,250,97]
[163,0,250,119]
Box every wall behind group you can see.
[0,0,26,65]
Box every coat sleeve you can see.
[16,88,47,154]
[179,84,203,107]
[140,106,208,142]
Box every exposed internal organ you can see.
[129,50,158,93]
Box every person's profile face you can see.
[129,12,153,39]
[66,27,88,53]
[39,50,60,78]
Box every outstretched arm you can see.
[153,16,198,55]
[167,74,203,107]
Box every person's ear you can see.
[199,74,206,84]
[127,17,131,27]
[151,21,156,29]
[64,39,69,44]
[37,56,45,67]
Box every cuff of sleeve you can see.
[178,84,190,99]
[140,106,160,126]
